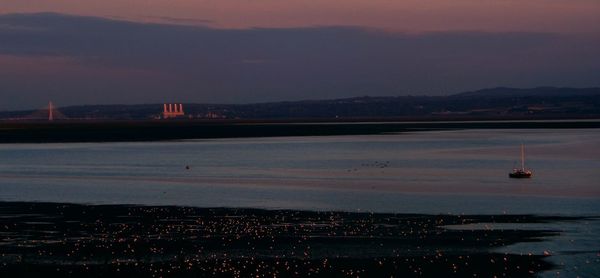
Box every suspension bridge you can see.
[23,101,68,121]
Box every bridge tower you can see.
[48,101,54,121]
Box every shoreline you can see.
[0,119,599,144]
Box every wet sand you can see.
[0,202,581,277]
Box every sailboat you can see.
[509,144,533,178]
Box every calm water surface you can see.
[1,128,599,276]
[1,128,598,212]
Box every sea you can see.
[1,128,599,277]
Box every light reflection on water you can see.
[444,220,600,278]
[0,128,599,276]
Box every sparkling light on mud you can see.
[0,202,581,277]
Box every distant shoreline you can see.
[0,119,599,143]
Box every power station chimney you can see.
[162,103,185,119]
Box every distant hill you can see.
[2,87,600,120]
[451,87,600,98]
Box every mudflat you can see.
[0,202,578,277]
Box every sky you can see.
[1,0,599,110]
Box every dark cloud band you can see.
[0,13,599,110]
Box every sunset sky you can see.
[1,0,599,110]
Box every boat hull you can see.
[509,172,532,178]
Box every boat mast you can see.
[521,144,525,170]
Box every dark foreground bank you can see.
[1,119,600,143]
[0,202,581,277]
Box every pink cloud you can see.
[1,0,598,33]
